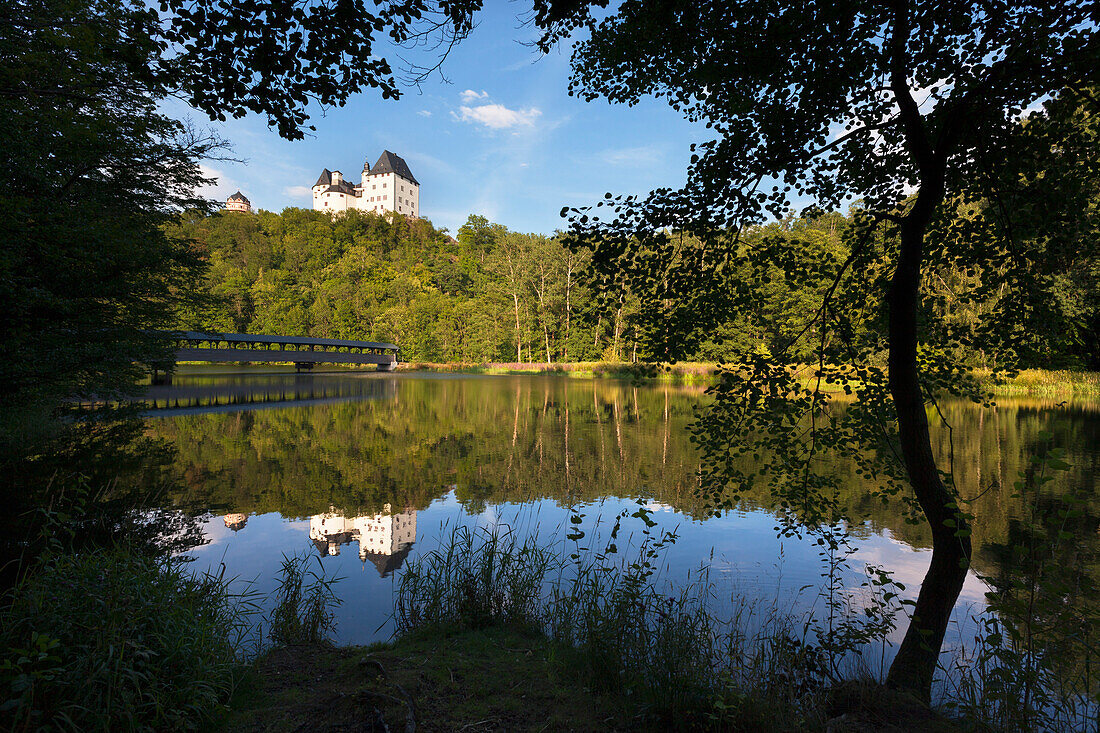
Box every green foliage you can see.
[176,210,616,363]
[0,0,212,423]
[0,548,254,731]
[0,0,488,585]
[181,206,1096,370]
[155,1,483,139]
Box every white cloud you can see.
[454,103,542,130]
[460,89,489,103]
[600,145,663,167]
[283,185,312,199]
[418,109,432,117]
[196,164,239,201]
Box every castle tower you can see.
[223,513,248,531]
[226,191,251,212]
[362,150,420,218]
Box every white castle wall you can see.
[312,156,419,218]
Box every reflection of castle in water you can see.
[224,513,248,531]
[309,505,416,578]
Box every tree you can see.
[532,0,1100,699]
[0,0,214,430]
[0,0,489,575]
[488,232,536,363]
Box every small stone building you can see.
[226,190,252,212]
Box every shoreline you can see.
[169,361,1100,396]
[392,362,1100,396]
[222,624,957,733]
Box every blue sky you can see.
[173,6,709,235]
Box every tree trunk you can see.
[513,292,521,363]
[884,207,973,700]
[564,262,573,362]
[612,295,624,361]
[882,4,972,696]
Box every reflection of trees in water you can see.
[147,378,1099,580]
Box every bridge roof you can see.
[170,331,399,351]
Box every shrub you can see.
[0,548,255,731]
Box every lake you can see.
[143,368,1100,664]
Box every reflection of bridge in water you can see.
[143,375,397,416]
[310,505,417,578]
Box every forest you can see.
[173,205,1099,368]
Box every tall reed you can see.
[395,521,831,729]
[268,552,343,646]
[395,507,1099,731]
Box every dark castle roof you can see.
[311,531,354,557]
[227,190,249,202]
[313,169,332,187]
[323,180,359,196]
[364,543,414,578]
[368,151,418,185]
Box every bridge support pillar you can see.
[294,362,315,374]
[377,361,396,372]
[151,366,173,385]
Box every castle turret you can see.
[226,191,251,212]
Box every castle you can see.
[225,190,251,212]
[312,150,420,218]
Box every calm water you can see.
[144,368,1100,654]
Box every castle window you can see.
[383,182,387,188]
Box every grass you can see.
[389,524,957,731]
[0,537,343,731]
[383,521,1095,731]
[16,520,1090,731]
[267,553,342,646]
[394,360,720,382]
[0,547,259,731]
[976,368,1100,396]
[226,523,971,731]
[222,624,629,732]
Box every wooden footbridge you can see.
[156,331,399,378]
